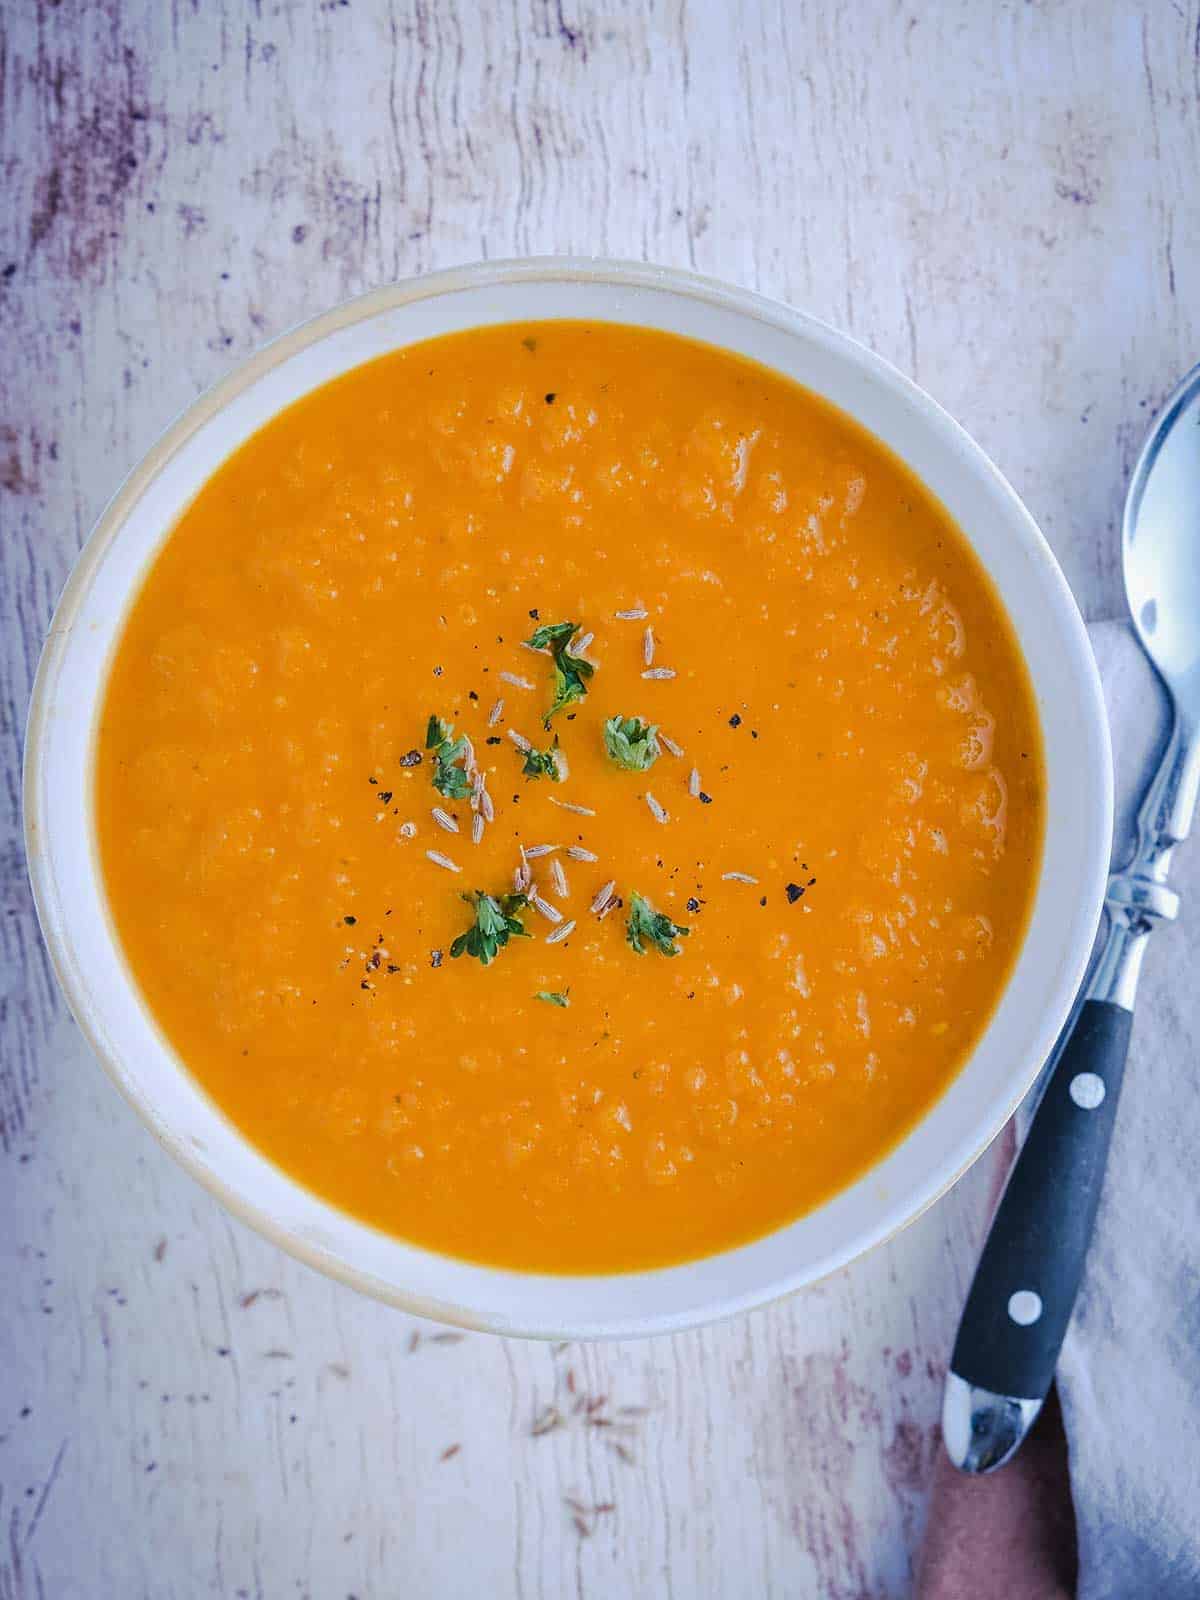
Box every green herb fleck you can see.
[522,739,563,782]
[534,989,570,1008]
[626,891,689,957]
[525,620,594,726]
[425,715,472,800]
[450,891,530,967]
[603,714,660,772]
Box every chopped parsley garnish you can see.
[626,890,689,957]
[522,740,563,782]
[603,714,660,772]
[525,620,594,726]
[425,715,472,800]
[450,890,530,967]
[534,989,570,1007]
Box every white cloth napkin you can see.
[1060,621,1200,1597]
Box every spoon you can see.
[943,363,1200,1473]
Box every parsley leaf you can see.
[433,740,472,799]
[525,620,594,726]
[603,714,660,772]
[450,890,530,967]
[522,740,563,782]
[626,890,689,957]
[425,715,472,799]
[534,989,570,1007]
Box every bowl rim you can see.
[24,256,1113,1337]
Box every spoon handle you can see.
[942,996,1132,1472]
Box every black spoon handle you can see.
[950,1000,1131,1407]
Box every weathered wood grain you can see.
[2,1,1196,1594]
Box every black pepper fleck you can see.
[399,750,423,767]
[699,791,713,804]
[486,735,501,745]
[728,713,742,728]
[344,915,357,925]
[378,791,392,804]
[686,897,701,913]
[430,950,444,969]
[545,392,556,404]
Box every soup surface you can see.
[97,322,1043,1272]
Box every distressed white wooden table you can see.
[3,3,1196,1594]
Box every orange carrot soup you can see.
[96,323,1044,1272]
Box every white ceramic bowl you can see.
[25,259,1112,1338]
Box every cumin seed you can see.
[659,732,683,757]
[507,728,533,753]
[548,796,596,816]
[615,606,648,620]
[480,787,495,823]
[566,845,598,862]
[688,767,702,797]
[641,666,676,680]
[722,871,758,884]
[488,697,505,726]
[425,849,461,872]
[643,626,655,666]
[549,858,569,898]
[499,671,535,690]
[431,807,460,833]
[530,893,563,924]
[591,879,616,914]
[471,812,485,845]
[645,792,669,823]
[545,918,575,944]
[524,843,557,859]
